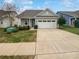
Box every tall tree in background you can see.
[2,2,16,26]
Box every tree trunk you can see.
[8,11,12,27]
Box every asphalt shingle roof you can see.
[0,10,8,17]
[0,10,17,17]
[17,9,57,18]
[57,11,79,17]
[17,10,43,18]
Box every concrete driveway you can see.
[35,29,79,59]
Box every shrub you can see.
[74,20,79,28]
[23,26,30,30]
[5,27,18,33]
[4,27,11,32]
[34,25,38,29]
[26,26,30,30]
[18,26,30,30]
[18,26,24,30]
[14,24,18,28]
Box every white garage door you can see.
[37,20,57,28]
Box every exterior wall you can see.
[20,19,32,27]
[13,17,21,26]
[21,19,28,26]
[0,18,10,28]
[28,19,34,27]
[37,10,54,16]
[0,16,21,28]
[0,17,29,28]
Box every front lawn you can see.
[0,29,37,43]
[60,26,79,35]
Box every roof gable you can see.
[36,9,57,17]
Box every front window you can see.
[47,20,51,22]
[52,20,55,22]
[38,20,42,22]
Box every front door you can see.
[31,19,35,27]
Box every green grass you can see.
[60,26,79,35]
[0,55,35,59]
[0,29,37,43]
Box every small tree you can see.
[74,19,79,28]
[57,16,66,28]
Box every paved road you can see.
[35,29,79,59]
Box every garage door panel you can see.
[37,20,57,28]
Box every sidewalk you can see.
[0,43,35,56]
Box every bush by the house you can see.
[34,25,38,29]
[74,20,79,28]
[14,24,18,28]
[18,26,30,30]
[5,27,18,33]
[57,16,66,28]
[26,26,30,30]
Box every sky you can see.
[0,0,79,13]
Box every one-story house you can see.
[17,9,58,29]
[57,11,79,26]
[0,9,58,29]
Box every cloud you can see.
[21,6,33,10]
[15,0,34,11]
[60,0,79,11]
[22,1,33,5]
[41,0,53,9]
[4,0,14,3]
[61,0,73,7]
[4,0,33,6]
[61,0,79,7]
[18,6,33,13]
[16,0,33,5]
[18,0,34,12]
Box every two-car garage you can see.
[37,19,57,29]
[35,9,58,29]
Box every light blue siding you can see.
[57,13,74,26]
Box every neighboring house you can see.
[57,11,79,26]
[17,9,58,29]
[0,10,20,28]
